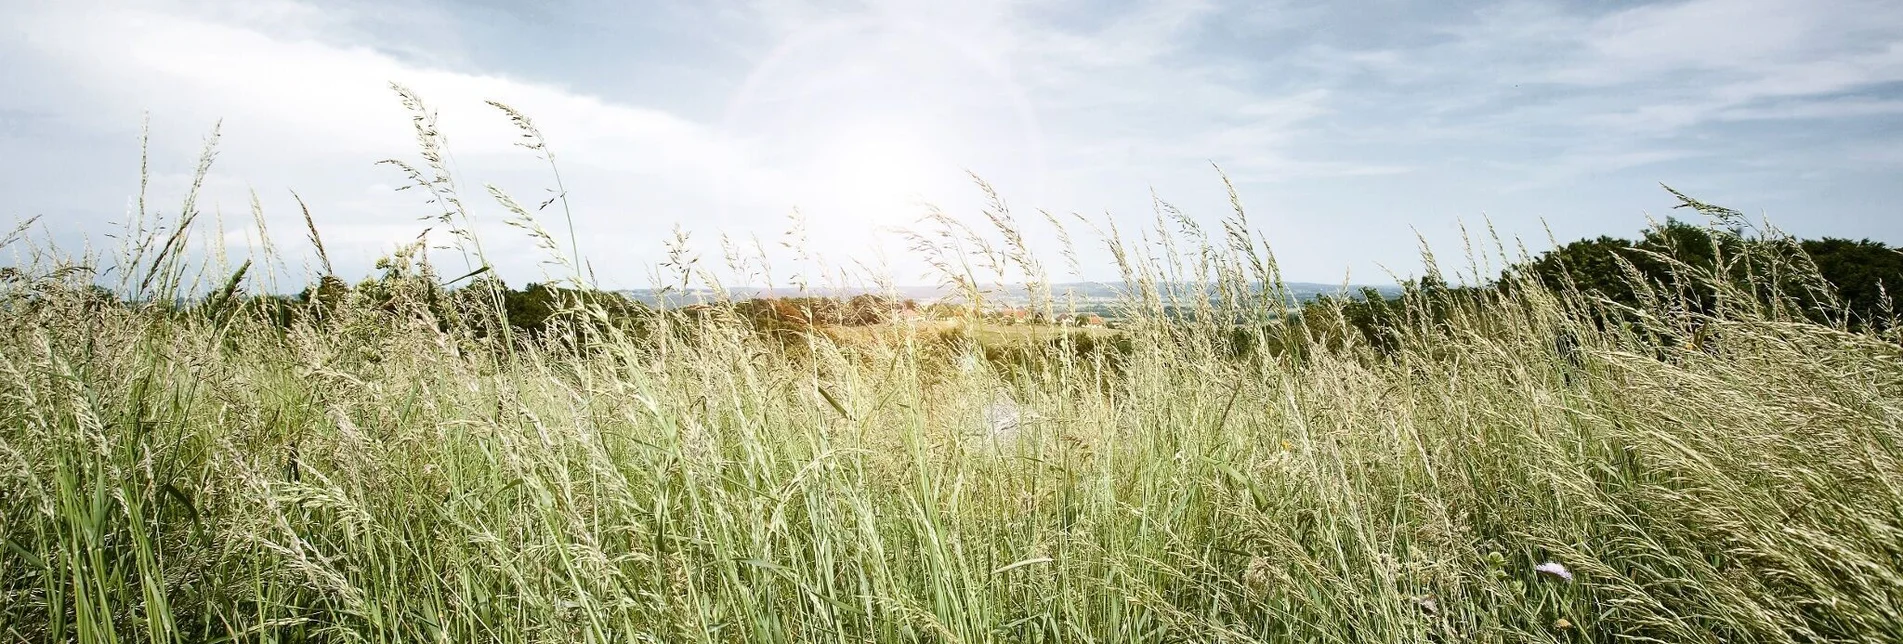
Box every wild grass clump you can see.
[3,93,1902,643]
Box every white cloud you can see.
[1575,0,1902,75]
[1556,0,1903,133]
[1,0,805,288]
[3,0,1898,289]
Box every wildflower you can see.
[983,397,1021,436]
[978,392,1042,447]
[1534,562,1573,581]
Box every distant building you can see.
[1056,313,1107,327]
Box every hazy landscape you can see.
[621,282,1401,307]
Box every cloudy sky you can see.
[3,0,1900,289]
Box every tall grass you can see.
[3,98,1902,643]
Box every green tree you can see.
[1800,237,1903,328]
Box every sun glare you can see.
[815,126,944,225]
[712,15,1047,233]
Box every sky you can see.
[2,0,1900,290]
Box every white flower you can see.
[982,397,1022,437]
[974,392,1043,451]
[958,351,983,374]
[1534,562,1573,581]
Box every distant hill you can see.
[617,282,1402,309]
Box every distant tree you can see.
[1513,219,1745,310]
[1518,235,1647,305]
[502,282,560,333]
[497,281,649,339]
[846,294,895,325]
[1800,238,1903,328]
[297,275,352,320]
[729,295,898,330]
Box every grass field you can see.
[4,126,1903,643]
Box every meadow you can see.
[3,103,1902,643]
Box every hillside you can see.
[619,281,1405,311]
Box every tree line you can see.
[1306,216,1903,354]
[30,204,1894,357]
